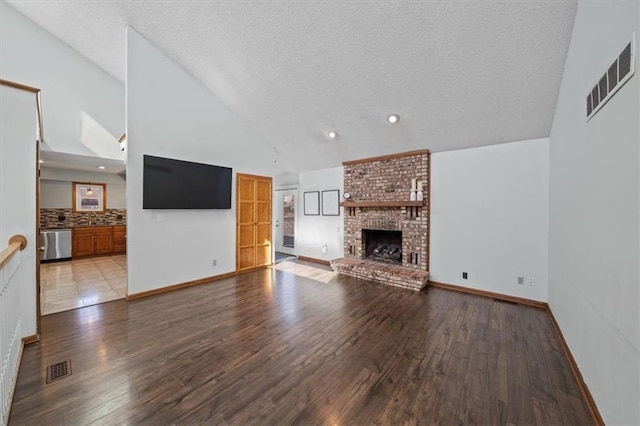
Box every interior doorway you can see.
[275,188,297,257]
[38,149,127,316]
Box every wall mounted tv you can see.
[143,155,232,209]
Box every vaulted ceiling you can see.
[8,0,577,174]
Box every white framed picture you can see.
[322,190,340,216]
[303,191,320,215]
[73,182,106,212]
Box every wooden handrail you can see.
[0,79,39,93]
[0,235,28,270]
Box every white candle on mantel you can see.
[411,178,417,191]
[417,181,423,191]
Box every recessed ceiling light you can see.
[327,131,337,139]
[98,166,106,170]
[387,114,400,124]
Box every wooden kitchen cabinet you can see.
[94,227,113,254]
[112,226,126,253]
[72,228,96,257]
[72,226,126,258]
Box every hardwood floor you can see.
[9,260,592,425]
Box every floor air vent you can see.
[46,359,72,384]
[587,34,635,120]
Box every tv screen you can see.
[143,155,232,209]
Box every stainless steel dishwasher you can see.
[40,229,72,261]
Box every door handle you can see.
[38,247,45,252]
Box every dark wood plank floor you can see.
[9,260,592,425]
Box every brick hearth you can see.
[331,150,430,291]
[331,258,429,291]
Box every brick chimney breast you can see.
[331,150,430,291]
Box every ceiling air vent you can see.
[591,86,600,109]
[587,35,635,120]
[619,43,632,79]
[607,62,617,91]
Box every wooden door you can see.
[254,178,272,267]
[236,173,272,272]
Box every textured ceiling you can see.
[7,0,577,175]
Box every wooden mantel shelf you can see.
[340,201,424,208]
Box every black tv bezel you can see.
[142,154,232,210]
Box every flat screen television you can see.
[143,155,232,209]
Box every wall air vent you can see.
[587,34,635,120]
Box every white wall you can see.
[127,28,277,295]
[40,168,126,209]
[548,1,640,423]
[274,173,299,187]
[297,167,344,262]
[0,84,37,337]
[430,138,549,302]
[0,1,124,159]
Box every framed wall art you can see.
[321,190,340,216]
[303,191,320,216]
[73,182,106,213]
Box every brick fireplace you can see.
[331,150,429,291]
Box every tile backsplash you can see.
[40,208,126,228]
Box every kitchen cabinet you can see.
[72,228,95,257]
[112,226,126,253]
[72,226,125,258]
[94,227,113,255]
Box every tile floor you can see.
[40,254,127,315]
[274,251,296,263]
[273,257,337,284]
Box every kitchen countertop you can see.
[41,224,126,230]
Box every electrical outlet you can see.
[322,245,328,254]
[528,277,535,286]
[212,259,217,266]
[462,272,468,279]
[517,276,524,285]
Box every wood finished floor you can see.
[10,260,592,425]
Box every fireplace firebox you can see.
[363,229,402,264]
